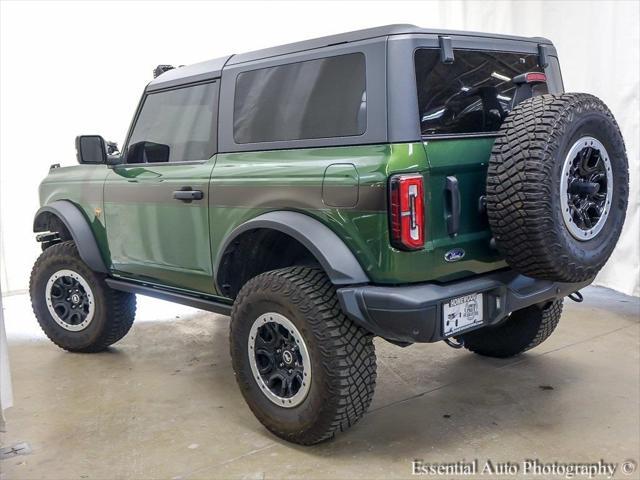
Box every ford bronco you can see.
[30,25,629,445]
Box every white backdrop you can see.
[1,0,638,296]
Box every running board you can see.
[105,278,232,316]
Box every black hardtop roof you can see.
[147,24,552,91]
[229,24,551,65]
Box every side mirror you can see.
[75,135,107,164]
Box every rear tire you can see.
[459,300,563,358]
[230,266,376,445]
[30,241,136,353]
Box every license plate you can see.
[442,293,483,337]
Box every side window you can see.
[126,81,218,163]
[233,53,366,143]
[414,49,548,136]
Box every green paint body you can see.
[38,139,504,297]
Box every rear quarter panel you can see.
[210,144,392,283]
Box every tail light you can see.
[389,173,425,250]
[512,72,547,84]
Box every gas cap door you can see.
[322,163,359,208]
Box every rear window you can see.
[233,53,366,143]
[415,49,547,136]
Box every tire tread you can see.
[29,241,136,353]
[230,266,376,445]
[487,93,628,282]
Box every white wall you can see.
[1,0,638,296]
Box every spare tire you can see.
[486,93,628,283]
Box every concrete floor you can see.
[1,286,639,480]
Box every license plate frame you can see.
[442,292,484,337]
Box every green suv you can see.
[30,25,628,445]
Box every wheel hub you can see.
[560,136,613,241]
[281,349,294,365]
[248,313,311,408]
[45,269,95,332]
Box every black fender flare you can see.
[33,200,108,273]
[215,211,369,289]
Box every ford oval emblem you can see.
[444,248,465,262]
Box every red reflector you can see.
[525,72,547,83]
[389,174,425,250]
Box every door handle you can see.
[444,176,461,236]
[173,187,204,203]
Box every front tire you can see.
[230,267,377,445]
[459,300,563,358]
[30,241,136,353]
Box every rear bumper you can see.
[337,270,590,344]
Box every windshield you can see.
[414,49,548,136]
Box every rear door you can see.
[103,81,219,294]
[414,48,553,275]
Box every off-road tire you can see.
[30,241,136,353]
[230,266,377,445]
[487,93,628,282]
[459,300,563,358]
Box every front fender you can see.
[215,211,370,288]
[33,200,108,273]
